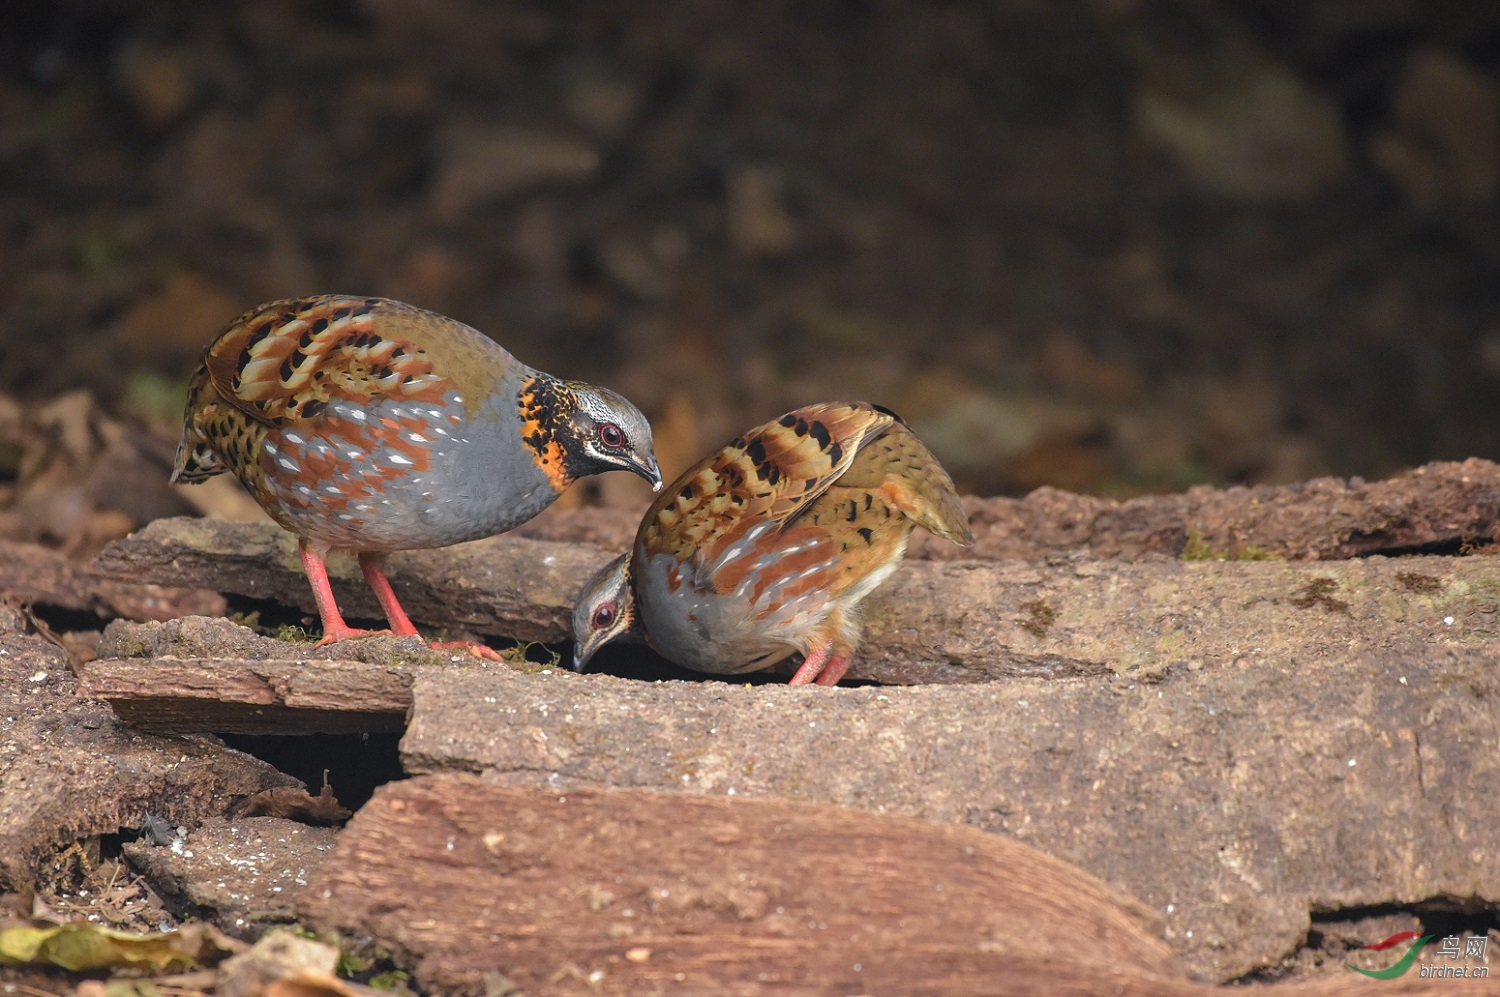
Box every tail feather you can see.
[844,420,974,546]
[171,358,228,485]
[170,437,225,484]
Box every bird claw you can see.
[428,639,507,662]
[315,627,394,647]
[313,624,502,662]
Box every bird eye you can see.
[598,422,626,449]
[593,604,616,628]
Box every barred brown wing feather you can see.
[831,420,974,545]
[202,296,453,428]
[641,401,894,561]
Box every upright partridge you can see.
[172,294,661,658]
[572,401,972,685]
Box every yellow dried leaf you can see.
[0,922,201,972]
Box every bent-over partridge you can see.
[172,294,661,658]
[572,401,972,685]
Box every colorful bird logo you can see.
[1346,931,1432,979]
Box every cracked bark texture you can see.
[71,459,1500,984]
[398,643,1500,981]
[0,626,300,890]
[90,518,1498,684]
[516,458,1500,562]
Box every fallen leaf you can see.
[0,920,237,972]
[217,929,384,997]
[234,781,352,824]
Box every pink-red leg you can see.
[789,636,853,687]
[788,642,833,685]
[299,543,387,645]
[359,551,505,661]
[358,552,420,636]
[813,653,852,686]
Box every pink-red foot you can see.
[428,639,506,662]
[789,645,850,686]
[315,626,395,647]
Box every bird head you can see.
[562,384,662,490]
[571,552,639,671]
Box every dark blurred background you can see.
[2,0,1498,507]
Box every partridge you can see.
[572,401,972,685]
[172,294,661,658]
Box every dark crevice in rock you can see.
[1350,537,1488,558]
[24,602,110,636]
[219,593,369,637]
[218,731,405,813]
[567,639,792,684]
[1234,901,1500,983]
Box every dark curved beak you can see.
[572,635,604,673]
[630,451,663,493]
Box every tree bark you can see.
[91,516,1497,684]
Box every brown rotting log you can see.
[91,516,1499,684]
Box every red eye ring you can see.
[593,605,616,628]
[598,423,625,449]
